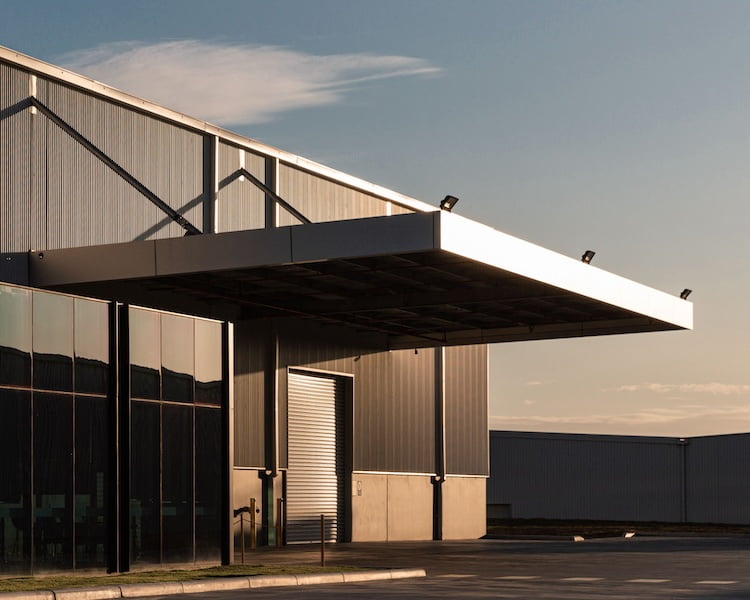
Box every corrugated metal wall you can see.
[217,142,265,232]
[1,64,206,251]
[445,345,488,476]
[2,60,415,253]
[1,64,40,252]
[232,321,267,468]
[686,434,750,524]
[37,78,206,247]
[277,163,411,226]
[353,348,436,474]
[233,321,485,477]
[488,431,683,521]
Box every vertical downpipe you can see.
[261,327,279,545]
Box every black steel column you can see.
[203,136,218,234]
[220,322,232,564]
[116,305,130,572]
[264,157,277,229]
[432,347,446,541]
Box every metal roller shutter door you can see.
[287,371,343,543]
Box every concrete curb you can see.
[0,568,427,599]
[55,588,122,600]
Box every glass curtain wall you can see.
[0,285,109,574]
[128,308,224,566]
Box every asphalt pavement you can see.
[7,536,750,600]
[213,536,750,599]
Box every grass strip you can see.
[0,564,362,593]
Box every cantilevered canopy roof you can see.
[30,211,692,349]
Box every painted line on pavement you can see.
[695,580,737,585]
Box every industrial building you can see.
[488,431,750,524]
[0,44,692,574]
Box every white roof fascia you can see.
[438,212,693,331]
[0,45,436,215]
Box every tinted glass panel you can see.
[75,300,109,395]
[34,393,73,570]
[195,407,221,561]
[130,309,160,400]
[0,389,31,574]
[195,321,222,406]
[74,396,108,568]
[161,315,194,404]
[130,401,161,564]
[162,405,193,562]
[32,292,74,392]
[0,286,31,388]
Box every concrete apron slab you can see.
[0,568,426,600]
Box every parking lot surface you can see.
[184,536,750,599]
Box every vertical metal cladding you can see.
[685,434,750,524]
[487,431,683,521]
[445,345,488,476]
[31,77,205,248]
[216,142,264,232]
[277,163,412,226]
[0,64,35,252]
[354,348,436,474]
[232,321,266,468]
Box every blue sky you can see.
[4,0,750,435]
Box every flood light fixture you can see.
[581,250,595,264]
[440,195,459,211]
[680,288,692,300]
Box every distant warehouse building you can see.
[0,45,692,574]
[489,431,750,524]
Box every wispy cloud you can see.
[610,382,750,395]
[58,40,441,125]
[489,403,750,436]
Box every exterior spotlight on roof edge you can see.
[680,288,692,300]
[581,250,595,264]
[440,195,459,211]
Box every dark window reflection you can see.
[195,321,222,406]
[0,389,31,574]
[162,315,194,404]
[34,393,73,570]
[75,300,109,395]
[195,408,221,561]
[0,286,31,388]
[162,405,193,562]
[129,309,160,400]
[74,397,108,568]
[32,292,74,392]
[131,401,161,565]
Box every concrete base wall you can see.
[351,473,433,541]
[442,476,487,539]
